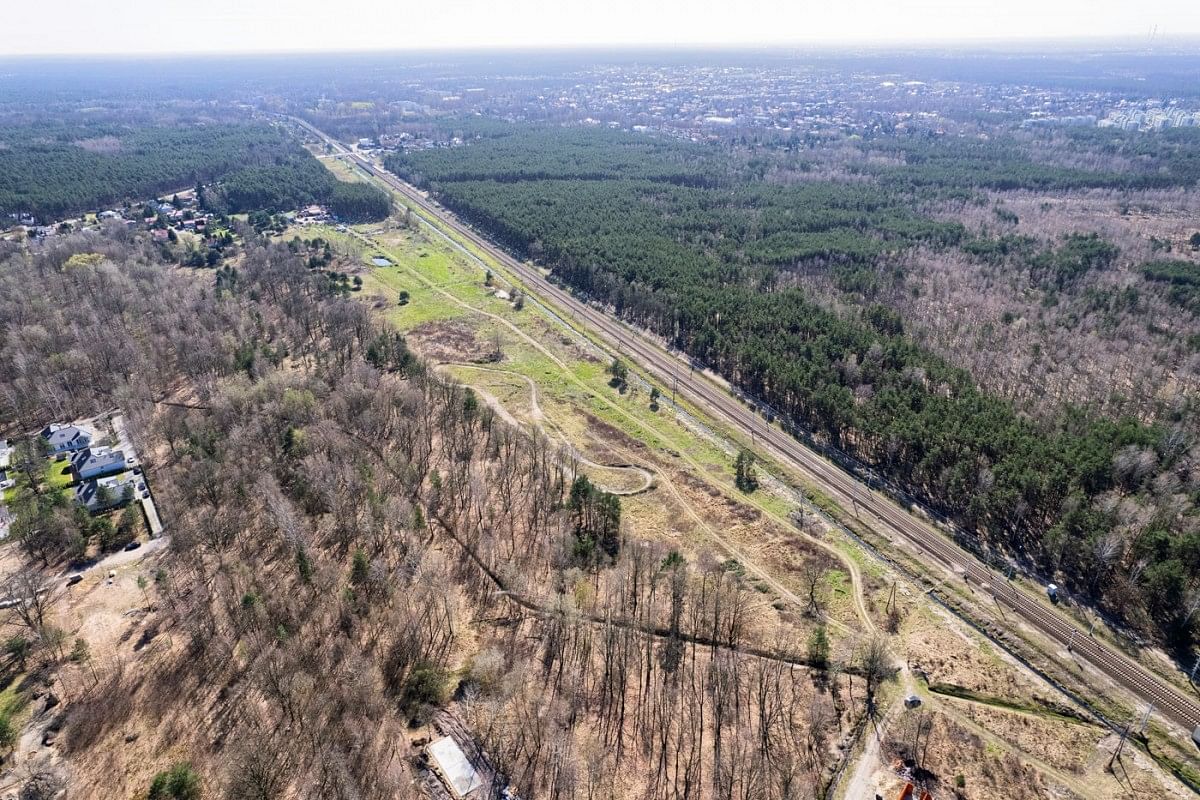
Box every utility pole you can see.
[1108,720,1131,771]
[1067,628,1077,653]
[1108,704,1151,772]
[1137,703,1153,736]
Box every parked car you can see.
[66,574,83,586]
[123,540,141,552]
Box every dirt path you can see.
[839,706,891,800]
[930,696,1092,799]
[440,362,654,496]
[837,666,1099,800]
[442,363,865,636]
[837,665,917,800]
[354,225,876,635]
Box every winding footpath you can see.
[327,162,876,637]
[438,362,655,496]
[295,118,1200,736]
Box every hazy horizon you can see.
[4,0,1199,58]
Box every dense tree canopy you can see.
[857,130,1200,193]
[0,123,292,221]
[1142,259,1200,313]
[390,126,1200,649]
[0,121,391,223]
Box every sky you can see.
[3,0,1200,56]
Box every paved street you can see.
[111,413,164,537]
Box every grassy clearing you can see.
[313,209,874,639]
[297,224,365,259]
[0,672,30,750]
[305,162,1200,795]
[826,569,850,600]
[360,268,466,328]
[925,680,1096,725]
[45,458,74,489]
[321,154,373,184]
[0,679,26,716]
[343,208,752,494]
[2,457,74,506]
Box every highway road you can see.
[295,118,1200,735]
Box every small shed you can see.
[428,736,483,799]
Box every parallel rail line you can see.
[296,118,1200,733]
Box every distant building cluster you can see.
[1098,106,1200,131]
[5,192,213,240]
[1017,104,1200,133]
[1020,115,1097,129]
[308,60,1200,148]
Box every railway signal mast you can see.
[1108,703,1153,771]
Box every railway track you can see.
[296,118,1200,734]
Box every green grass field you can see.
[317,208,844,548]
[45,459,74,490]
[2,455,75,507]
[297,206,875,632]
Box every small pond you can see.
[371,256,392,267]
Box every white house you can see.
[427,737,483,799]
[41,424,92,454]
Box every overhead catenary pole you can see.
[1109,720,1131,771]
[1138,703,1154,736]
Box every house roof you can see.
[41,424,91,449]
[74,448,125,476]
[73,472,135,511]
[427,737,483,799]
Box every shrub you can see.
[807,625,829,668]
[0,711,16,749]
[400,663,448,719]
[148,762,201,800]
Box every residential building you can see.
[73,472,137,513]
[0,438,12,491]
[71,447,128,481]
[41,424,92,454]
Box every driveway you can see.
[111,414,164,537]
[91,536,168,571]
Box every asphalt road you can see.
[295,118,1200,734]
[111,413,164,537]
